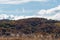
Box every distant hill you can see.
[0,18,60,37]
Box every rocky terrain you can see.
[0,18,60,40]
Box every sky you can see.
[0,0,60,20]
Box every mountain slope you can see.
[0,18,60,38]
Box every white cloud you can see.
[38,5,60,15]
[37,5,60,20]
[0,14,41,20]
[0,0,48,4]
[0,13,60,20]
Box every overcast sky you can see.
[0,0,60,20]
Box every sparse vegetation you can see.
[0,18,60,40]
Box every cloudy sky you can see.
[0,0,60,20]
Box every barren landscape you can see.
[0,18,60,40]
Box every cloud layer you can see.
[0,5,60,20]
[37,5,60,20]
[0,0,48,4]
[0,14,41,20]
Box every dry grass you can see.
[55,23,60,27]
[0,34,60,40]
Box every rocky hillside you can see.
[0,18,60,38]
